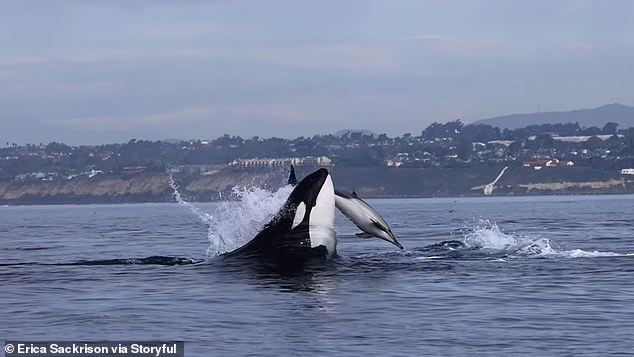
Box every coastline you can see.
[1,166,633,205]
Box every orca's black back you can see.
[223,168,332,267]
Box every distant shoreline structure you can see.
[229,156,333,169]
[2,103,634,205]
[1,165,633,206]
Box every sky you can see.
[2,0,634,145]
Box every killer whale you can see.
[225,168,336,265]
[288,164,297,185]
[287,165,402,250]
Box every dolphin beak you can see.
[383,233,403,250]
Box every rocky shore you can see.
[1,166,633,205]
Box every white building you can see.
[231,156,332,169]
[386,159,403,167]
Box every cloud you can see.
[407,35,515,57]
[564,41,594,51]
[52,92,433,138]
[56,106,221,129]
[0,47,213,67]
[3,1,634,145]
[56,102,335,130]
[1,42,403,77]
[110,22,228,43]
[244,43,402,73]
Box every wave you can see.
[68,256,204,265]
[1,256,204,266]
[168,168,628,263]
[413,220,629,260]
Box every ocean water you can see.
[2,191,634,356]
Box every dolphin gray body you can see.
[225,168,336,266]
[287,165,401,250]
[334,190,403,249]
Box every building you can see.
[230,156,333,169]
[523,159,574,168]
[386,159,403,168]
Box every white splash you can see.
[463,221,520,251]
[167,169,293,256]
[168,171,214,227]
[206,185,293,255]
[462,220,626,259]
[566,249,621,258]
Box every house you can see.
[122,166,145,174]
[386,159,403,167]
[523,159,574,168]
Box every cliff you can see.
[1,166,633,205]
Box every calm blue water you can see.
[2,194,634,356]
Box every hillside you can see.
[2,166,634,205]
[2,105,634,205]
[473,103,634,129]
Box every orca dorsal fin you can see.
[288,165,297,186]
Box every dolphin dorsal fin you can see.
[288,165,297,186]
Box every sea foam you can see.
[168,169,291,255]
[462,220,626,259]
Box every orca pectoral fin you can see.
[355,232,374,239]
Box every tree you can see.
[422,120,463,140]
[602,122,619,135]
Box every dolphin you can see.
[334,190,403,249]
[285,166,401,250]
[225,168,336,265]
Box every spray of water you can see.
[167,170,215,226]
[461,219,625,258]
[168,167,627,260]
[205,185,293,255]
[167,168,293,256]
[462,220,553,256]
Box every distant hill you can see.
[473,103,634,129]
